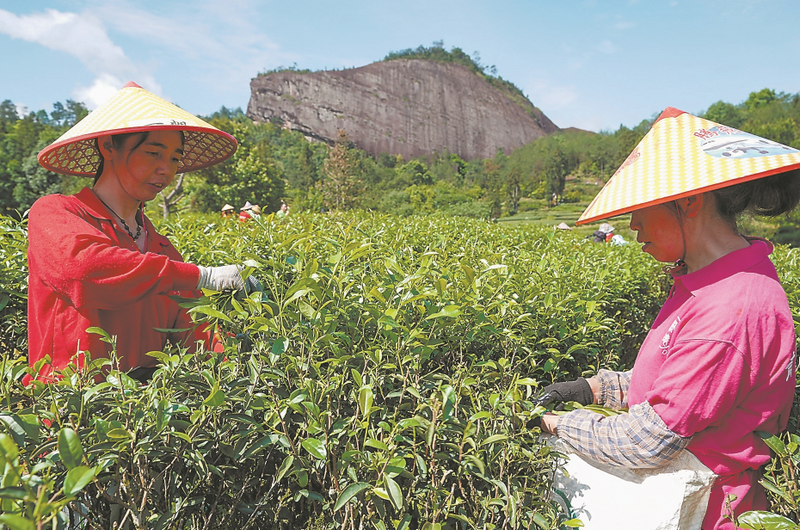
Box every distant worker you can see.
[221,204,235,218]
[590,222,614,243]
[250,204,261,218]
[239,201,254,222]
[276,202,290,220]
[610,234,627,246]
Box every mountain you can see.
[247,59,559,161]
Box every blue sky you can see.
[1,0,798,133]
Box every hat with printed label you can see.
[38,81,237,177]
[578,107,800,224]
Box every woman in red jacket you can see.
[28,82,247,383]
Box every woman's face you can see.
[112,130,184,202]
[629,203,685,263]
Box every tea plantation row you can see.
[0,211,797,529]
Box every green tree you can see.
[319,129,361,210]
[505,167,521,215]
[13,134,82,211]
[483,158,503,218]
[703,101,745,128]
[745,88,777,112]
[189,121,285,214]
[0,99,19,134]
[542,148,567,205]
[50,99,88,128]
[398,159,432,186]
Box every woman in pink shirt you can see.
[538,108,799,529]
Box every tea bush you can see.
[0,215,27,357]
[0,211,797,529]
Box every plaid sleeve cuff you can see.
[556,401,690,468]
[596,369,632,409]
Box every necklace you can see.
[95,194,142,241]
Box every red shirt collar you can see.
[75,187,171,248]
[675,238,774,294]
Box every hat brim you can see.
[37,82,238,177]
[39,125,237,177]
[577,108,800,224]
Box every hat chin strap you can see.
[662,204,688,274]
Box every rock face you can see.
[247,59,559,161]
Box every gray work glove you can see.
[534,377,594,408]
[197,265,244,291]
[527,378,594,430]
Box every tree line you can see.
[1,87,799,238]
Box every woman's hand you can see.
[535,377,595,407]
[540,413,559,435]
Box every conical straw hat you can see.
[38,82,237,177]
[221,204,235,212]
[577,107,800,225]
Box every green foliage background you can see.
[4,49,800,245]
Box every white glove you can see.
[197,264,244,291]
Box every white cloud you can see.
[525,79,578,112]
[598,40,617,54]
[89,0,293,96]
[0,8,159,108]
[614,21,637,30]
[73,73,126,109]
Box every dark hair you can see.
[94,132,150,183]
[712,169,800,222]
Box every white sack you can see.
[548,437,716,530]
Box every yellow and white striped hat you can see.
[577,107,800,224]
[38,82,237,176]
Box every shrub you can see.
[0,211,796,528]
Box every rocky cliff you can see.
[247,59,559,161]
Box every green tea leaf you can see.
[384,475,403,510]
[0,487,27,501]
[0,515,34,530]
[757,431,787,456]
[737,510,798,530]
[446,513,473,525]
[203,385,225,407]
[441,385,455,420]
[85,327,111,341]
[64,465,95,495]
[397,418,421,430]
[58,427,84,469]
[276,455,294,482]
[333,482,370,511]
[464,454,485,475]
[302,437,327,459]
[358,386,374,419]
[272,337,288,356]
[189,305,232,322]
[365,438,389,451]
[480,434,508,446]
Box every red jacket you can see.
[26,188,210,382]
